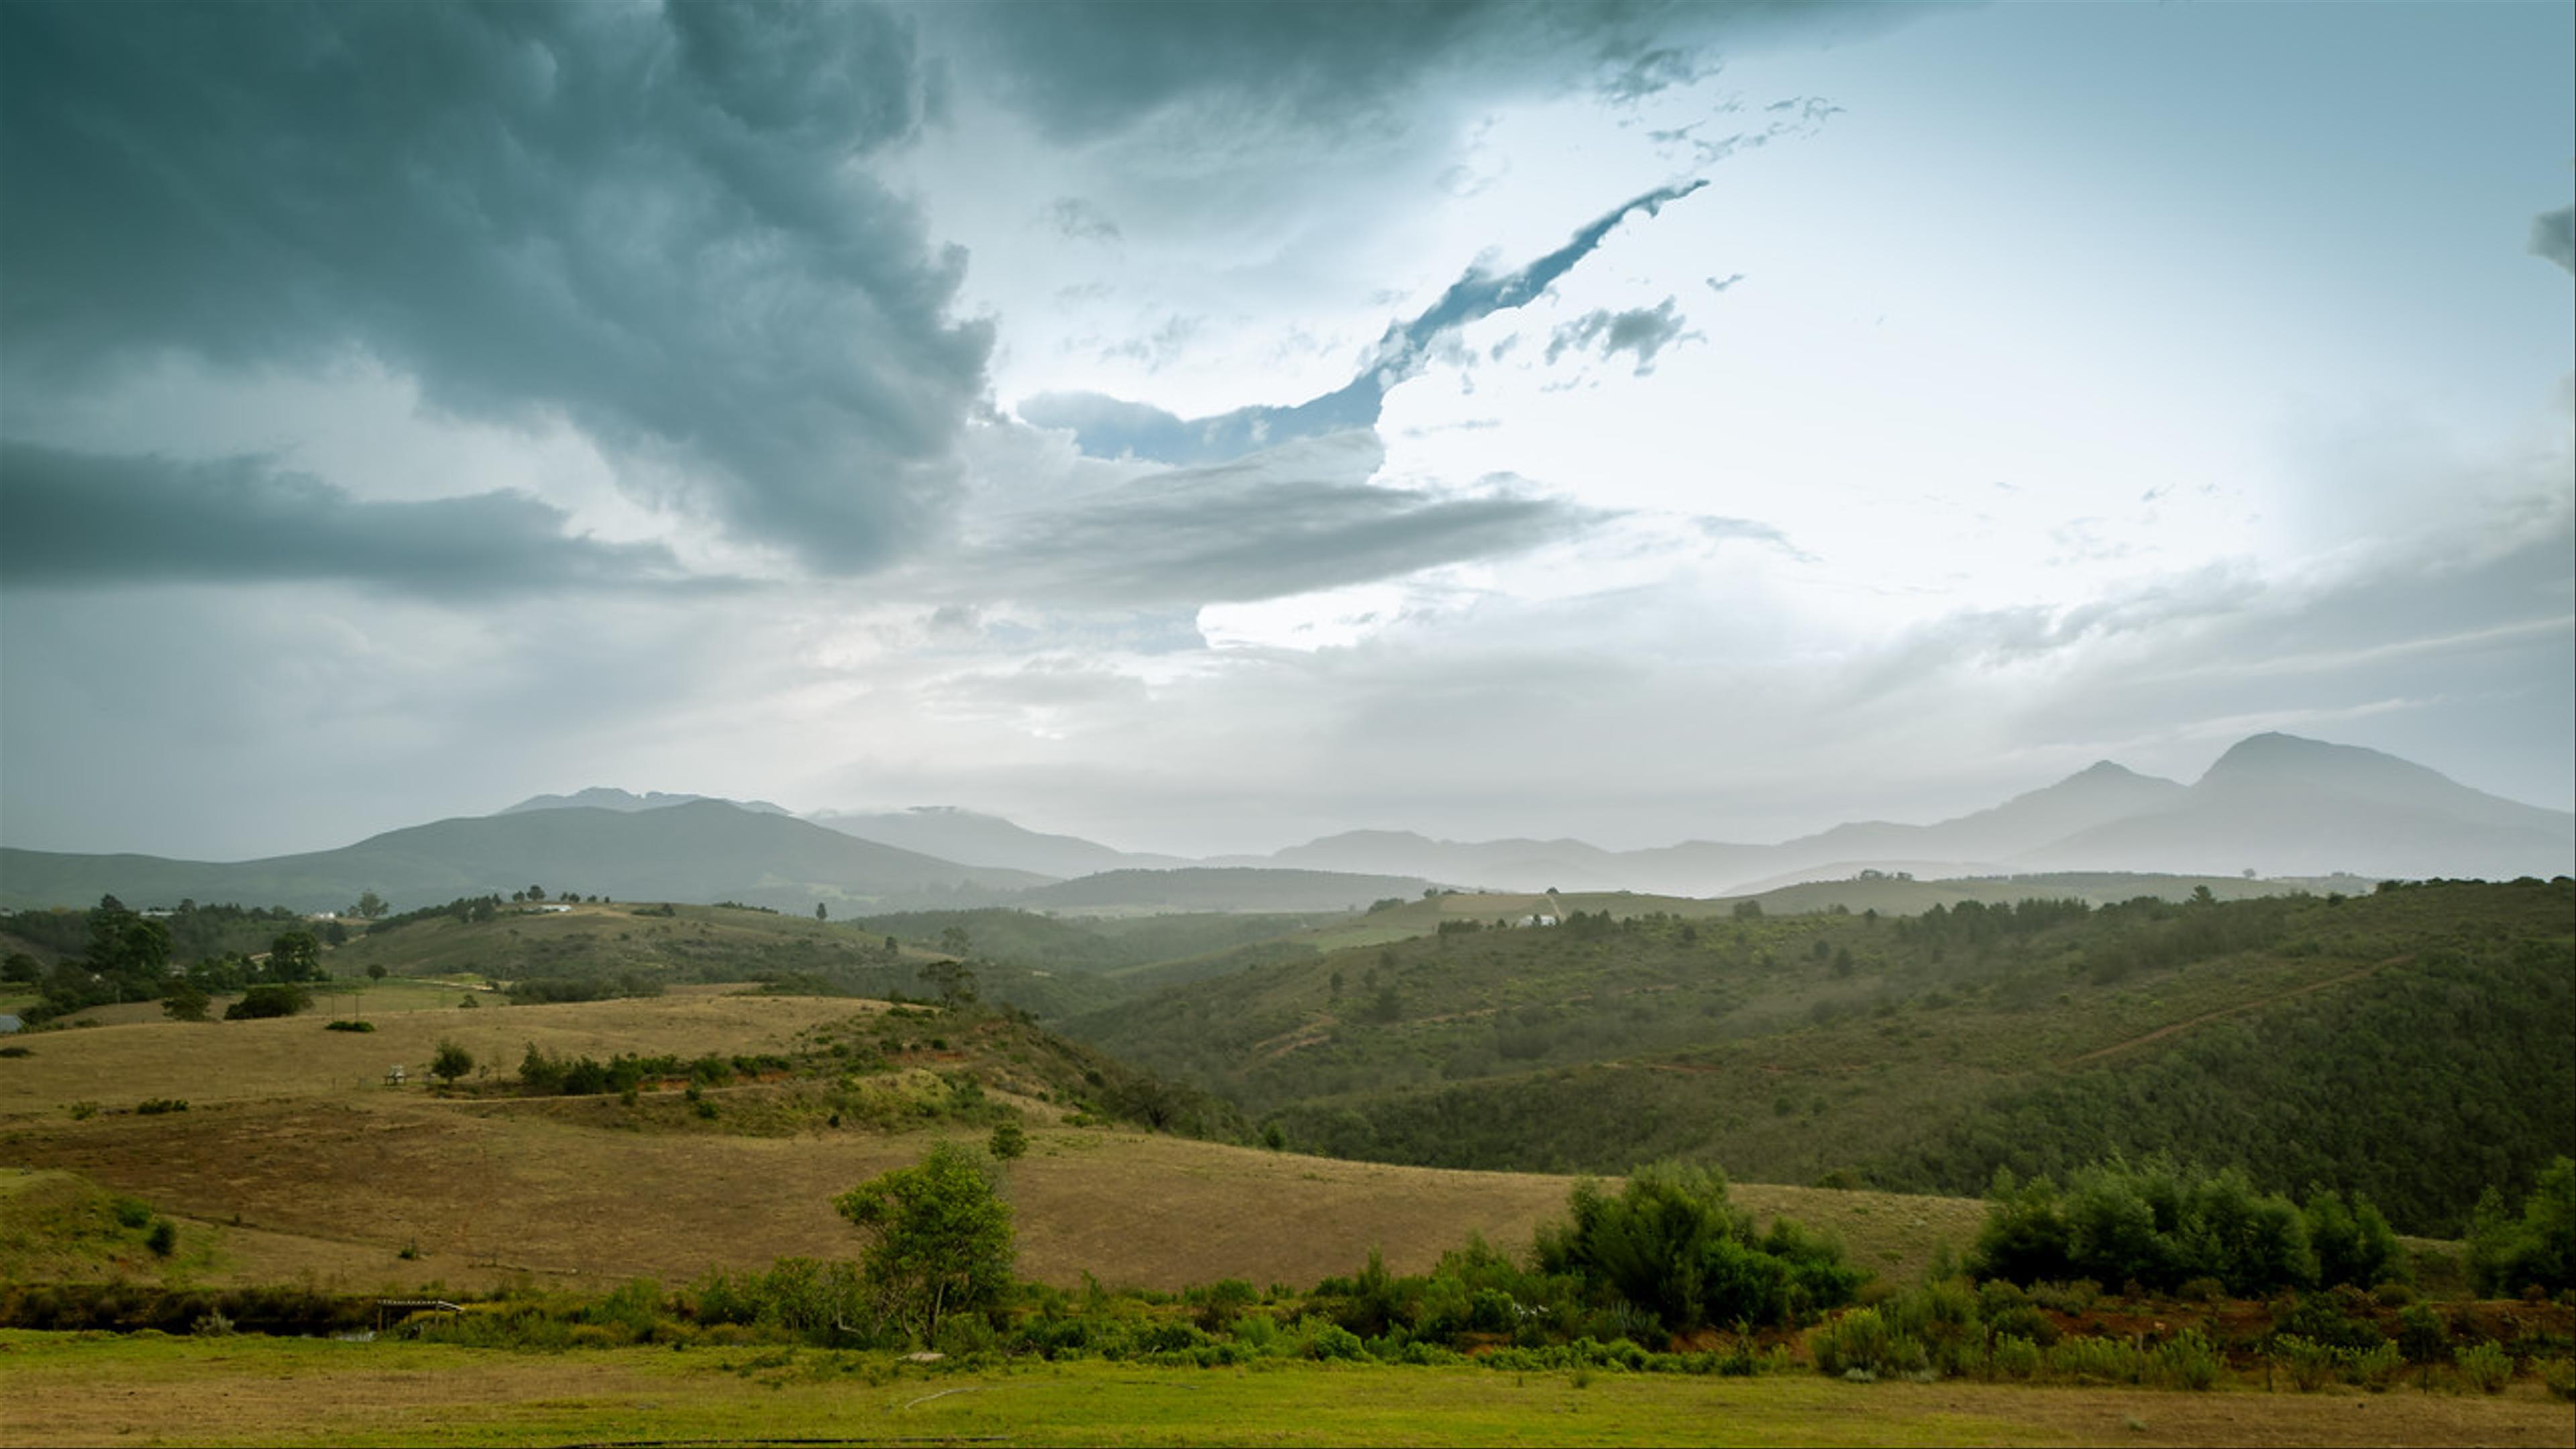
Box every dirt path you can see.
[2064,956,2409,1068]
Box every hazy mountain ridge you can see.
[6,733,2563,914]
[500,788,794,816]
[2020,736,2575,879]
[0,802,1047,914]
[1238,736,2569,890]
[805,806,1191,877]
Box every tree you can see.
[922,957,978,1006]
[834,1140,1015,1346]
[267,930,322,983]
[938,925,972,957]
[430,1040,475,1085]
[160,980,211,1022]
[987,1120,1027,1159]
[366,963,388,982]
[816,902,828,922]
[1,953,39,985]
[352,890,388,920]
[223,983,311,1020]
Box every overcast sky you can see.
[3,1,2571,861]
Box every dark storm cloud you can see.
[1019,182,1708,464]
[967,433,1599,606]
[1546,298,1695,373]
[2533,206,2575,274]
[0,1,988,573]
[919,1,1902,140]
[0,443,712,596]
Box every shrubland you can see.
[1064,880,2575,1236]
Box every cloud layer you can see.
[0,1,988,572]
[1018,181,1708,464]
[0,442,709,596]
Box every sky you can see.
[1,0,2570,862]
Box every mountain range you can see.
[1,733,2565,914]
[801,733,2571,894]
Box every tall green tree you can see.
[833,1140,1014,1346]
[267,930,323,983]
[160,979,211,1022]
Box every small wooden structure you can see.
[384,1063,407,1087]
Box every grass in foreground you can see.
[6,1332,2573,1449]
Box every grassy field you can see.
[0,989,1994,1294]
[6,1332,2571,1448]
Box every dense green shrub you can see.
[2275,1334,2339,1391]
[2466,1158,2576,1297]
[1968,1160,2410,1295]
[1532,1163,1863,1334]
[2148,1329,2221,1391]
[223,983,311,1020]
[2456,1340,2514,1393]
[1808,1306,1927,1379]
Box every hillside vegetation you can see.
[1065,879,2576,1236]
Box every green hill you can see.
[1061,879,2576,1235]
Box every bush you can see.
[1306,1320,1366,1360]
[1970,1159,2375,1296]
[2455,1340,2513,1395]
[2026,1279,2100,1316]
[2467,1159,2576,1297]
[2345,1340,2404,1392]
[2541,1358,2575,1403]
[988,1120,1028,1160]
[2275,1293,2385,1352]
[430,1040,474,1085]
[2045,1335,2143,1385]
[1533,1163,1862,1332]
[2396,1303,2451,1363]
[2274,1335,2339,1392]
[324,1020,376,1033]
[1807,1308,1926,1379]
[1990,1334,2043,1381]
[144,1220,178,1258]
[135,1098,188,1115]
[224,984,311,1020]
[2148,1329,2221,1391]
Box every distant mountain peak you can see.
[2198,733,2435,787]
[500,788,790,817]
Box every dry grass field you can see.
[1,993,1988,1294]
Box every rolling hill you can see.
[1060,878,2576,1236]
[0,802,1048,915]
